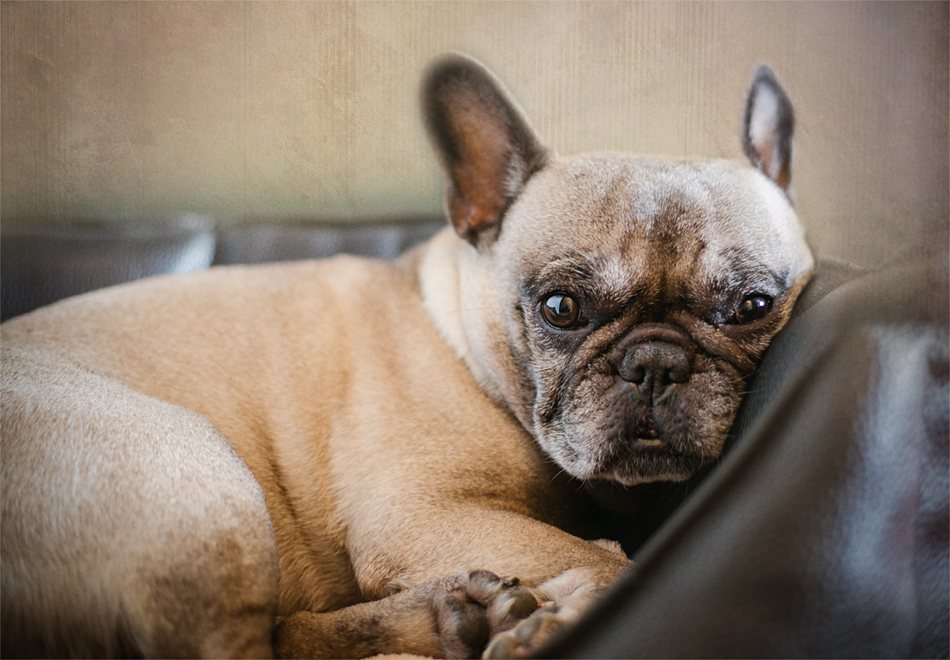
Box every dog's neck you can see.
[417,228,535,429]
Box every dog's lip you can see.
[628,438,674,456]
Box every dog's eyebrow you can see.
[717,247,788,292]
[533,253,598,286]
[521,256,599,305]
[702,266,786,300]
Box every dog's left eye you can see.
[732,294,773,324]
[540,293,586,330]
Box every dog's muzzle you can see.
[607,325,699,442]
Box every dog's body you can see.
[1,56,813,658]
[2,250,621,658]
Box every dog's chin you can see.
[590,451,702,486]
[539,430,714,487]
[589,443,707,486]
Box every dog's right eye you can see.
[540,293,586,330]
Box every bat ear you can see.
[422,54,550,247]
[742,65,795,192]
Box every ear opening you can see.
[422,54,550,247]
[742,65,795,192]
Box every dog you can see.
[1,54,813,659]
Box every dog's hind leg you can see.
[1,347,280,658]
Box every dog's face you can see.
[493,157,811,485]
[423,56,813,485]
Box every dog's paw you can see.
[481,566,610,659]
[435,570,539,659]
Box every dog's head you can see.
[421,55,813,485]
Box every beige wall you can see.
[2,1,947,266]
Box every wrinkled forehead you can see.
[499,155,811,292]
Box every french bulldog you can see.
[0,54,813,659]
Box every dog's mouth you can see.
[540,416,725,486]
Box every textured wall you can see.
[2,1,947,266]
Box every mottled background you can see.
[2,1,947,266]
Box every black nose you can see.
[619,342,692,400]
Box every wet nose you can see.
[618,342,692,400]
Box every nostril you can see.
[665,360,690,384]
[626,364,646,385]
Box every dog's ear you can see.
[742,65,794,192]
[423,54,550,247]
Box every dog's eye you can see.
[540,293,585,330]
[732,294,773,324]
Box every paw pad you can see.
[483,607,564,659]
